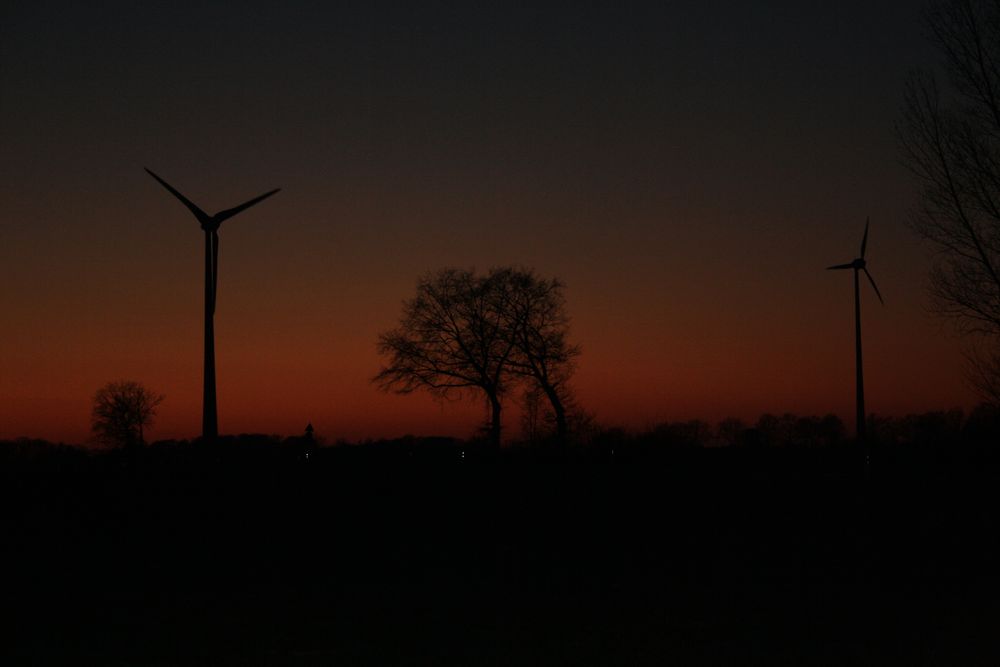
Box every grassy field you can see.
[4,440,1000,665]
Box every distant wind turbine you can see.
[827,217,884,444]
[145,168,280,441]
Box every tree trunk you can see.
[542,384,567,444]
[487,392,502,451]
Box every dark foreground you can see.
[4,441,1000,665]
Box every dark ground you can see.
[3,440,1000,665]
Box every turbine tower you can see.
[827,218,884,443]
[145,168,280,441]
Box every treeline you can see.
[595,405,1000,453]
[4,405,999,469]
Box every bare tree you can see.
[375,267,584,447]
[495,268,581,443]
[374,269,518,448]
[899,0,1000,400]
[91,380,165,447]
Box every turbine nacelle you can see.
[826,218,883,305]
[144,168,280,232]
[827,257,866,270]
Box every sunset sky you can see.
[0,1,976,444]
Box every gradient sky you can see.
[0,1,977,444]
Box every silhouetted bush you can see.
[0,438,84,466]
[869,409,964,449]
[964,403,1000,444]
[716,417,745,447]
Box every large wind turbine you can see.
[145,168,280,441]
[827,218,884,443]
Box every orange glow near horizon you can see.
[0,197,975,445]
[0,3,973,444]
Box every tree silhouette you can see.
[374,269,518,448]
[91,380,165,448]
[375,267,583,448]
[899,0,1000,402]
[495,268,580,443]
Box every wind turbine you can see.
[145,168,280,441]
[827,217,884,443]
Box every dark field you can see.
[4,441,1000,665]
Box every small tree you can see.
[91,380,164,448]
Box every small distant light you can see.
[305,452,310,460]
[461,450,465,459]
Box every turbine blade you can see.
[827,263,854,270]
[214,188,281,224]
[863,267,884,305]
[212,230,219,315]
[145,168,212,226]
[860,217,870,258]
